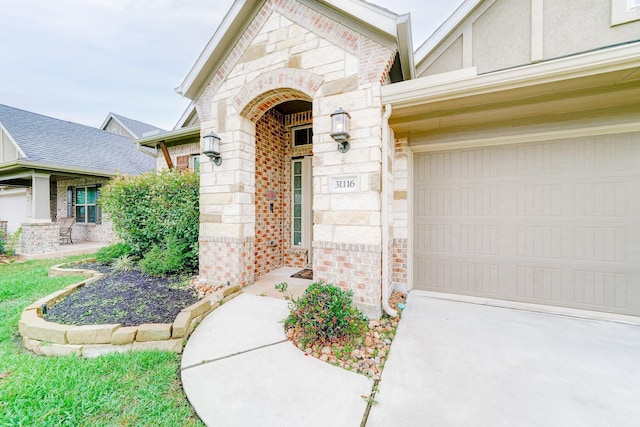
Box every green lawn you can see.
[0,256,203,427]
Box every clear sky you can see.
[0,0,464,131]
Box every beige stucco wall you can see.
[0,188,29,233]
[0,128,19,163]
[419,0,640,77]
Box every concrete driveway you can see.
[369,292,640,427]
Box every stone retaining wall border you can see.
[19,260,242,357]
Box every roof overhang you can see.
[0,161,120,185]
[382,41,640,138]
[136,124,201,148]
[176,0,413,101]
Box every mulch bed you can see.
[45,263,198,327]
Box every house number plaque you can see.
[329,175,360,193]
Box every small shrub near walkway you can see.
[0,256,203,426]
[277,282,407,380]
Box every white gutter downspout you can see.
[381,104,397,318]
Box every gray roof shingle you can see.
[0,104,156,176]
[108,113,165,138]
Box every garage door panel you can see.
[413,133,640,316]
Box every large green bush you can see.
[101,170,199,273]
[277,282,368,347]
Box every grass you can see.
[0,256,203,427]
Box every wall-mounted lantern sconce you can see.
[203,132,222,166]
[330,108,351,153]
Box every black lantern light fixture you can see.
[330,108,351,153]
[203,132,222,166]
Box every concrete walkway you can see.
[181,293,373,427]
[182,290,640,426]
[369,292,640,427]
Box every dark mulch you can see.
[45,263,198,327]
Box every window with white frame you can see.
[611,0,640,25]
[292,125,313,147]
[74,186,100,223]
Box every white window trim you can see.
[611,0,640,26]
[291,157,312,250]
[291,124,313,148]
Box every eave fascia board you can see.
[320,0,398,37]
[135,124,201,148]
[174,102,197,130]
[396,13,415,80]
[0,121,27,158]
[0,161,117,178]
[383,41,640,109]
[176,0,264,100]
[414,0,483,65]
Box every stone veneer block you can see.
[39,343,83,357]
[132,339,183,353]
[67,324,120,345]
[185,299,211,318]
[23,337,42,354]
[111,326,138,345]
[26,320,74,345]
[19,309,42,336]
[223,285,241,297]
[172,311,192,339]
[222,291,242,304]
[83,344,133,358]
[136,323,172,342]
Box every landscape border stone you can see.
[19,259,241,358]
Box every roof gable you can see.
[101,112,165,138]
[176,0,413,101]
[0,104,155,176]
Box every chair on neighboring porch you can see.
[58,217,75,244]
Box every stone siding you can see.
[196,0,396,315]
[20,222,59,255]
[56,177,116,243]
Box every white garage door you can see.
[413,133,640,316]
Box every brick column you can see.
[20,222,59,255]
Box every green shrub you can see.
[0,239,4,255]
[139,235,191,276]
[95,243,132,263]
[278,282,367,347]
[101,170,199,272]
[5,227,21,256]
[111,254,135,272]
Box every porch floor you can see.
[243,267,313,300]
[20,241,108,260]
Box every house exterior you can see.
[0,105,157,254]
[141,0,640,318]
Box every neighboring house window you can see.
[292,125,313,147]
[611,0,640,25]
[176,154,200,172]
[74,186,101,224]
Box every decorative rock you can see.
[26,318,73,344]
[223,285,242,297]
[185,299,211,318]
[82,344,133,358]
[111,326,138,345]
[364,336,374,347]
[172,311,192,338]
[132,339,183,353]
[321,346,331,355]
[39,343,82,357]
[319,354,328,362]
[136,323,172,342]
[67,324,120,345]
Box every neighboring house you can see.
[0,104,157,255]
[101,112,165,139]
[140,0,640,318]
